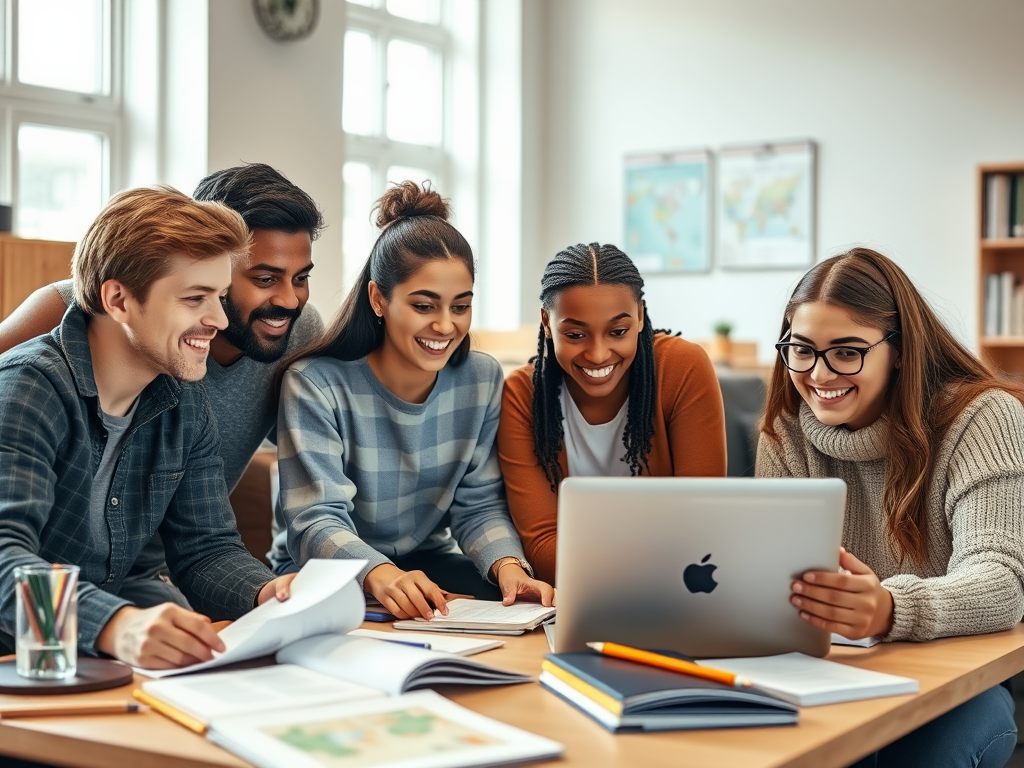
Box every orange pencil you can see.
[586,642,753,689]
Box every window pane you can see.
[386,165,434,189]
[343,30,375,136]
[18,0,106,94]
[343,162,374,287]
[386,39,442,146]
[386,0,441,25]
[17,124,105,241]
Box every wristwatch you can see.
[492,557,533,580]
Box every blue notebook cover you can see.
[541,651,797,732]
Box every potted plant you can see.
[710,321,733,365]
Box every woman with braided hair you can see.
[497,243,727,584]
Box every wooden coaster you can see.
[0,658,133,695]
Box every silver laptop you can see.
[554,477,846,658]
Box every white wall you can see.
[529,0,1024,362]
[206,0,348,315]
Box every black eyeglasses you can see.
[775,331,899,376]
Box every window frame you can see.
[0,0,123,230]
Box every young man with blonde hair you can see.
[0,187,294,669]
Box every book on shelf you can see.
[982,271,1024,337]
[392,599,556,635]
[540,651,798,732]
[985,172,1024,240]
[139,633,532,727]
[137,559,368,679]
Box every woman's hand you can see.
[790,547,893,640]
[493,558,556,607]
[364,563,449,621]
[257,573,297,606]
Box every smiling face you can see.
[542,284,644,420]
[124,252,232,382]
[215,229,314,364]
[368,258,474,401]
[787,301,899,431]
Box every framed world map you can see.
[717,140,816,270]
[624,149,711,274]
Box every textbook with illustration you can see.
[137,559,368,678]
[393,599,556,635]
[140,633,531,726]
[207,690,563,768]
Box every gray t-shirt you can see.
[88,400,139,553]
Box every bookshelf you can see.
[978,162,1024,378]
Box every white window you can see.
[341,0,455,286]
[0,0,122,241]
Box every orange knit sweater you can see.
[498,334,727,584]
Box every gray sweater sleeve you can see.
[883,391,1024,641]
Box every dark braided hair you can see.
[533,243,669,491]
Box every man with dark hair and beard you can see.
[0,163,325,608]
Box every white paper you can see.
[831,632,881,648]
[395,598,555,630]
[348,628,504,656]
[700,652,918,706]
[137,559,366,678]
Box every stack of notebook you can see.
[541,649,918,732]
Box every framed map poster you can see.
[624,149,711,273]
[717,140,816,270]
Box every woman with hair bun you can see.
[498,243,727,585]
[269,181,554,620]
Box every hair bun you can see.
[374,180,450,229]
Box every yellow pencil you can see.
[0,701,141,719]
[586,642,753,689]
[132,689,207,735]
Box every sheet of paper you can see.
[137,559,366,678]
[413,599,554,625]
[831,633,881,647]
[348,628,504,656]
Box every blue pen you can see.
[379,638,431,650]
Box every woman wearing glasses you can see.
[758,247,1024,768]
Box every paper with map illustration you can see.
[207,690,563,768]
[717,141,815,269]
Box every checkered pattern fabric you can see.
[271,352,528,585]
[0,305,273,654]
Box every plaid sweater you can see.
[270,352,529,584]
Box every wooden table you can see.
[3,624,1024,768]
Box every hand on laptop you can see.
[96,603,226,669]
[364,563,450,621]
[790,547,894,640]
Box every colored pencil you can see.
[0,701,141,719]
[586,642,753,689]
[132,689,207,735]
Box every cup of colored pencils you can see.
[14,564,80,680]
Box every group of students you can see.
[0,168,1021,768]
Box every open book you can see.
[393,599,556,635]
[138,559,367,679]
[140,634,532,725]
[208,690,563,768]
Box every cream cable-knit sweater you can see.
[756,389,1024,642]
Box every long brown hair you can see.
[761,247,1024,565]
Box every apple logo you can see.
[683,554,718,594]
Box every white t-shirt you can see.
[560,387,631,478]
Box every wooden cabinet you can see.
[0,235,75,320]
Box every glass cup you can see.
[15,564,79,679]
